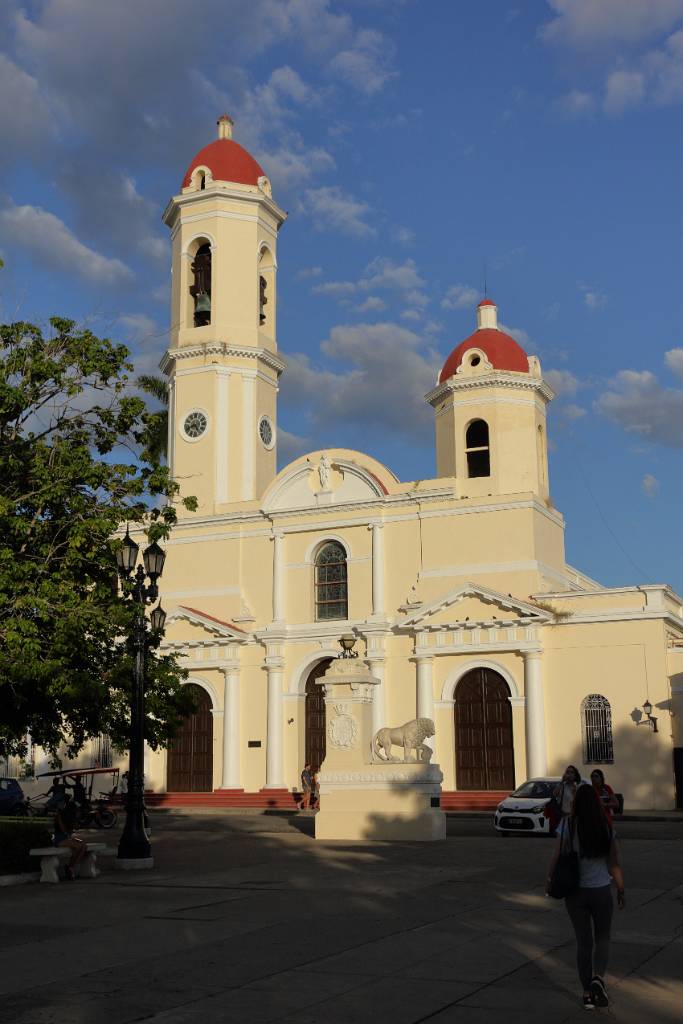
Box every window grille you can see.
[581,694,614,764]
[315,542,348,621]
[91,734,113,768]
[466,419,490,478]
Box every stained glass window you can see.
[315,542,348,620]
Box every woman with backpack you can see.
[546,783,625,1011]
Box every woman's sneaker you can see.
[590,977,609,1007]
[582,994,595,1010]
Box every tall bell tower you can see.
[426,299,554,499]
[161,116,287,513]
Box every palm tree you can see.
[137,374,169,463]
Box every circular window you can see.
[470,355,481,367]
[258,415,275,449]
[183,410,208,439]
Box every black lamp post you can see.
[115,528,166,862]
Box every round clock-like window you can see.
[183,410,208,439]
[258,415,274,449]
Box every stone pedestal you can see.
[314,656,446,842]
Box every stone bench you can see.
[29,843,113,884]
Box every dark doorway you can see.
[454,668,515,790]
[166,684,213,792]
[305,659,332,772]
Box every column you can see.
[368,658,386,737]
[264,661,284,788]
[524,650,547,777]
[369,521,385,618]
[272,531,284,623]
[416,656,436,761]
[222,662,241,789]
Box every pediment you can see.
[164,606,247,643]
[397,582,549,631]
[261,449,397,512]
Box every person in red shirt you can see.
[591,770,619,821]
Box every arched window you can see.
[581,694,614,764]
[466,419,490,478]
[315,542,348,620]
[190,242,211,327]
[198,171,206,190]
[259,275,267,325]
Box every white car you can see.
[493,777,561,835]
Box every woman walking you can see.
[547,784,625,1010]
[590,769,619,823]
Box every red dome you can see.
[182,139,265,189]
[478,298,496,307]
[439,328,529,383]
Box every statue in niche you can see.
[318,453,331,491]
[372,719,435,763]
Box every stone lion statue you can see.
[372,718,435,763]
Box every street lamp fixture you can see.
[338,633,358,659]
[639,698,658,733]
[114,527,167,864]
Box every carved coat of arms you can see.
[328,704,358,750]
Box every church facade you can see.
[143,116,683,810]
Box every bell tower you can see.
[161,116,287,513]
[426,299,554,499]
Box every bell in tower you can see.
[190,243,212,327]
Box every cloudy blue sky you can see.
[2,0,683,592]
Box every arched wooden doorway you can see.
[304,659,332,772]
[166,684,213,792]
[454,668,514,790]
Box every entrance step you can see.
[440,791,508,811]
[145,790,300,809]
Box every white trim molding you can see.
[440,659,522,702]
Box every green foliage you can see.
[137,374,169,463]
[0,818,52,874]
[0,319,197,761]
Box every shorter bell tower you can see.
[426,299,554,499]
[161,116,287,513]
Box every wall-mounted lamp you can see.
[287,718,294,725]
[639,699,658,733]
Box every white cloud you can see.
[313,280,358,297]
[393,226,414,246]
[642,473,660,497]
[441,283,480,311]
[330,28,397,95]
[354,296,386,313]
[361,257,425,293]
[280,322,441,442]
[277,427,311,464]
[540,0,683,48]
[595,368,683,446]
[604,69,645,112]
[0,53,55,162]
[118,314,158,342]
[561,88,597,115]
[401,309,422,322]
[302,186,375,238]
[561,403,587,420]
[0,201,132,285]
[665,347,683,378]
[499,322,532,348]
[579,283,607,309]
[545,369,581,396]
[297,266,324,279]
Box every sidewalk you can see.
[0,816,681,1023]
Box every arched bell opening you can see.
[258,244,275,335]
[188,238,212,328]
[454,668,514,790]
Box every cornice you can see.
[163,186,287,228]
[160,343,286,376]
[426,372,554,406]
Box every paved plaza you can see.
[1,813,682,1023]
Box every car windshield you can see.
[511,781,554,799]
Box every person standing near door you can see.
[299,762,313,810]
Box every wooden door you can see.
[305,659,332,772]
[167,684,213,792]
[455,669,514,790]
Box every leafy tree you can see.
[137,373,169,463]
[0,318,196,761]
